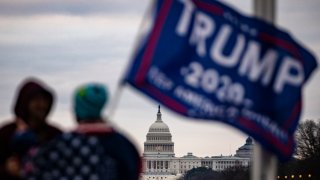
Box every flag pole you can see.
[106,82,124,121]
[106,1,155,121]
[253,0,276,23]
[251,1,278,180]
[251,142,278,180]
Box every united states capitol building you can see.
[141,106,253,180]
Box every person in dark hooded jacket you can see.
[0,77,62,180]
[26,83,141,180]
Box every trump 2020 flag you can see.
[123,0,318,161]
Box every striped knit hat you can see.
[74,83,108,121]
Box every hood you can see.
[13,78,54,124]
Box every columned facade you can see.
[235,137,254,158]
[142,106,179,179]
[141,106,252,180]
[143,106,175,158]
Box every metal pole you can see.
[254,0,276,23]
[107,0,156,121]
[251,143,278,180]
[106,83,124,121]
[251,1,278,180]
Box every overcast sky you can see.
[0,0,319,157]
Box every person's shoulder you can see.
[106,131,142,178]
[110,131,132,143]
[108,131,139,151]
[44,123,62,134]
[39,123,62,143]
[0,121,16,136]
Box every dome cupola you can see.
[144,106,175,157]
[148,106,170,133]
[235,137,254,158]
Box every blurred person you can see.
[0,78,62,180]
[27,83,141,180]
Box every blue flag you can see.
[123,0,318,161]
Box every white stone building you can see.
[141,106,252,180]
[235,136,254,158]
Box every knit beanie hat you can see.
[74,83,108,121]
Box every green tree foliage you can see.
[181,166,249,180]
[220,166,249,180]
[182,167,222,180]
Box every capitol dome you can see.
[144,106,175,157]
[235,137,253,158]
[148,109,170,133]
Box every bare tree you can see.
[295,119,320,160]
